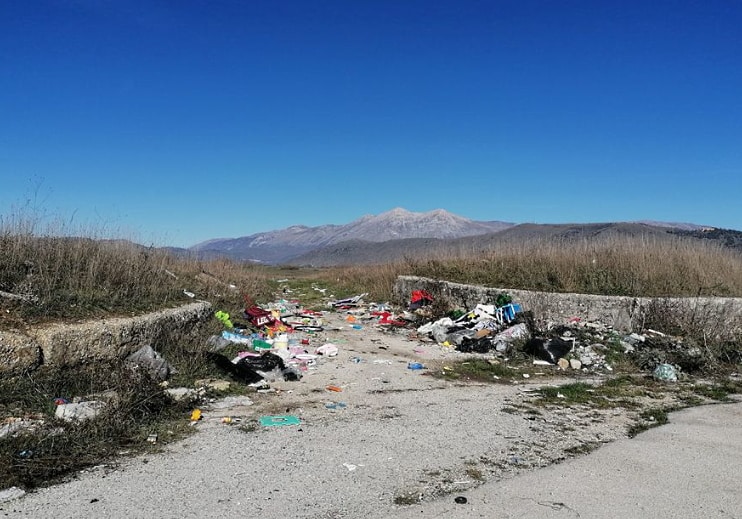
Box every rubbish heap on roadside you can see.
[409,291,701,378]
[37,287,703,430]
[206,287,704,384]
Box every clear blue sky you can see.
[2,1,740,247]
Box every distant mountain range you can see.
[188,208,512,264]
[174,208,740,266]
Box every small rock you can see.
[557,358,570,370]
[579,355,594,367]
[569,359,582,370]
[0,486,26,503]
[165,388,198,402]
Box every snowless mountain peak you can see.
[190,207,513,264]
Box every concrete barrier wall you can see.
[394,276,742,337]
[0,301,213,375]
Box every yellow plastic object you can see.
[190,409,202,421]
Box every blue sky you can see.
[2,1,740,247]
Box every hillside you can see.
[288,222,729,266]
[189,208,512,264]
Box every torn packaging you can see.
[409,290,434,310]
[125,345,174,381]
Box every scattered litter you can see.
[331,294,368,308]
[316,343,339,356]
[525,337,573,364]
[454,496,468,505]
[343,462,359,471]
[221,330,253,345]
[215,310,234,328]
[325,402,347,410]
[190,409,202,421]
[326,385,343,392]
[125,345,174,381]
[146,434,158,444]
[252,339,272,350]
[259,415,301,427]
[55,401,106,422]
[195,379,232,392]
[407,362,425,370]
[409,289,434,310]
[206,352,264,385]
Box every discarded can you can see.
[301,338,310,345]
[146,434,158,444]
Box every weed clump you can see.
[0,363,193,490]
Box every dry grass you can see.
[306,234,742,301]
[401,235,742,298]
[0,362,193,490]
[0,214,274,327]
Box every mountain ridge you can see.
[186,208,733,266]
[189,208,513,263]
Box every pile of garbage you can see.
[206,297,340,389]
[411,291,708,379]
[417,299,525,354]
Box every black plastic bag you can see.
[237,352,286,372]
[524,337,573,364]
[206,352,264,384]
[456,336,496,353]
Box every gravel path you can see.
[2,312,647,518]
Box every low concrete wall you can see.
[0,302,213,375]
[394,276,742,337]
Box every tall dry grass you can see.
[318,234,742,301]
[0,212,273,323]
